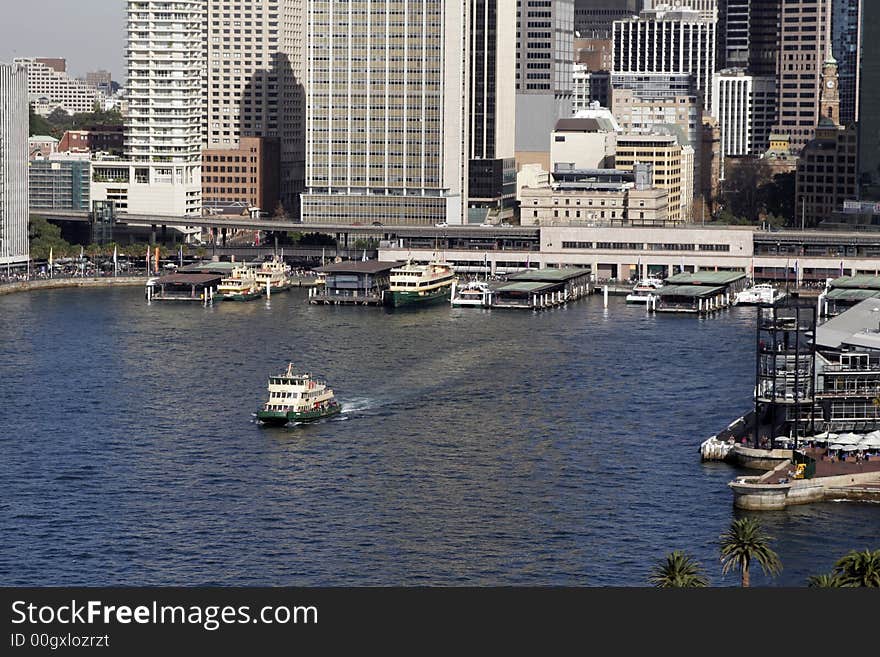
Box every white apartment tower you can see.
[124,0,202,215]
[302,1,470,225]
[612,6,716,112]
[0,62,29,267]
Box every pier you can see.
[491,268,592,310]
[652,271,747,314]
[308,261,400,306]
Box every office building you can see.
[574,1,639,38]
[515,0,574,168]
[717,0,749,68]
[28,159,92,212]
[748,0,781,77]
[615,132,693,222]
[795,55,857,226]
[202,137,280,215]
[551,117,618,171]
[832,0,861,125]
[0,62,30,268]
[711,69,776,164]
[302,1,469,225]
[612,6,716,112]
[573,65,610,111]
[468,1,517,223]
[772,0,832,154]
[859,0,880,198]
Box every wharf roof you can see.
[495,281,559,294]
[825,288,880,301]
[664,271,746,286]
[156,273,222,285]
[507,267,591,283]
[179,261,242,274]
[554,117,615,133]
[315,260,403,275]
[829,275,880,290]
[815,298,880,350]
[658,284,725,298]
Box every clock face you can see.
[827,80,835,88]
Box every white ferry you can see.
[734,283,787,306]
[625,277,664,303]
[256,363,342,425]
[216,265,263,301]
[387,260,456,307]
[253,257,292,292]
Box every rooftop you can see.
[155,273,223,285]
[507,267,591,283]
[830,275,880,290]
[815,298,880,351]
[495,281,559,294]
[315,260,403,275]
[658,284,725,298]
[665,271,746,286]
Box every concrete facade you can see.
[14,57,106,116]
[0,62,30,267]
[614,133,692,222]
[202,137,280,214]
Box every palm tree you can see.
[832,549,880,587]
[807,573,842,587]
[649,550,709,588]
[719,517,782,587]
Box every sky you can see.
[0,0,126,82]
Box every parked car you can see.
[435,221,448,227]
[372,221,383,226]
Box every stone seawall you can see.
[0,277,145,296]
[730,464,880,510]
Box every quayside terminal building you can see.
[377,224,880,282]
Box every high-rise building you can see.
[89,1,203,217]
[772,0,832,154]
[574,1,639,38]
[515,0,574,168]
[858,0,880,198]
[748,0,781,78]
[832,0,861,126]
[28,159,92,212]
[14,57,107,116]
[0,62,30,268]
[278,0,306,216]
[717,0,749,69]
[644,0,717,21]
[467,1,517,223]
[612,6,716,112]
[711,68,776,163]
[302,1,469,225]
[573,65,610,111]
[796,56,857,226]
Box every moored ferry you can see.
[450,280,493,307]
[625,277,664,303]
[734,282,787,306]
[256,363,342,426]
[217,265,263,301]
[387,260,456,307]
[253,256,293,292]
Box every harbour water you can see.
[1,287,878,586]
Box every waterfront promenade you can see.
[0,275,145,296]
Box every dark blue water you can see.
[1,287,877,586]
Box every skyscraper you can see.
[0,62,29,268]
[771,0,832,154]
[125,0,202,215]
[612,6,716,112]
[468,1,517,223]
[858,0,880,198]
[832,0,861,125]
[515,0,574,169]
[574,1,639,38]
[302,1,469,225]
[717,0,749,68]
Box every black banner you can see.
[1,587,873,653]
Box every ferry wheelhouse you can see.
[256,363,342,425]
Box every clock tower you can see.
[820,51,840,126]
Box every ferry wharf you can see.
[491,267,592,310]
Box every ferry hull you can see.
[220,290,264,301]
[387,287,451,307]
[257,403,342,425]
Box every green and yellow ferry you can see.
[386,260,456,307]
[256,362,342,426]
[217,265,264,301]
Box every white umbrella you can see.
[829,444,845,450]
[835,433,862,445]
[810,435,829,443]
[841,445,859,451]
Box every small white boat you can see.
[451,280,493,307]
[625,277,664,303]
[734,283,787,306]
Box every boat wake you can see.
[340,397,383,414]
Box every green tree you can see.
[648,551,710,588]
[831,549,880,587]
[28,215,72,260]
[719,517,782,587]
[28,104,54,137]
[807,573,842,588]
